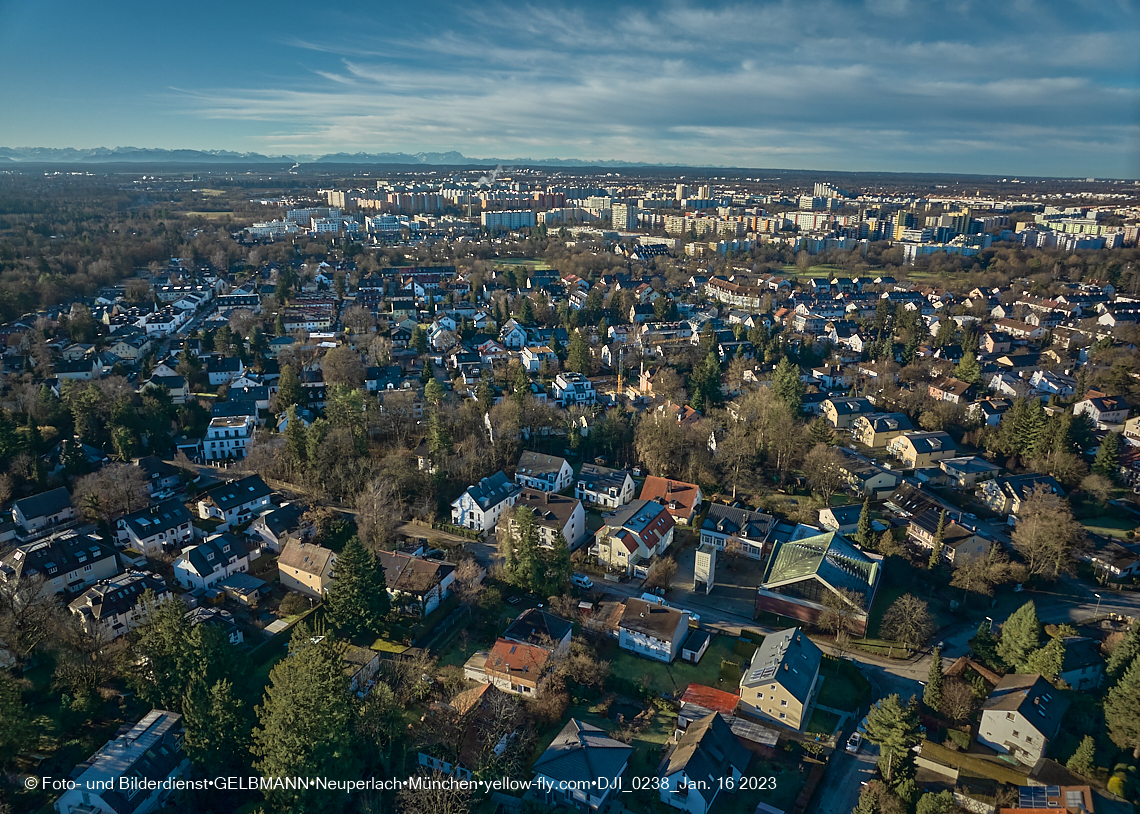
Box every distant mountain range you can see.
[0,146,679,168]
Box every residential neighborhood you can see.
[1,164,1139,814]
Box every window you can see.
[779,712,786,720]
[1012,730,1019,738]
[781,700,788,706]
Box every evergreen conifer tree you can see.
[924,646,943,711]
[855,496,874,547]
[326,537,390,638]
[928,510,946,569]
[1093,431,1120,480]
[1065,735,1096,777]
[1104,656,1140,758]
[997,600,1042,672]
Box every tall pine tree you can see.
[928,510,946,569]
[855,496,874,548]
[997,600,1041,672]
[924,646,943,711]
[1092,431,1120,480]
[326,537,390,638]
[1104,655,1140,759]
[772,356,804,413]
[1107,620,1140,681]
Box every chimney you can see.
[544,491,550,505]
[666,480,673,496]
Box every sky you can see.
[0,0,1138,177]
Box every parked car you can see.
[571,573,594,589]
[846,732,862,753]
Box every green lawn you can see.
[816,657,872,712]
[529,701,673,774]
[606,636,747,697]
[722,756,807,814]
[806,708,841,738]
[1080,516,1137,539]
[495,257,553,271]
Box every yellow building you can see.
[278,540,336,598]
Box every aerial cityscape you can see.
[0,3,1139,814]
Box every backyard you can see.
[815,656,873,712]
[603,635,754,698]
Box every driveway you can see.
[811,741,879,814]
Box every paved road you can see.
[812,741,879,814]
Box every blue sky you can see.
[1,0,1137,177]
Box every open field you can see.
[495,257,553,270]
[1080,516,1137,539]
[184,211,234,219]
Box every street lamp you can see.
[1093,593,1102,620]
[985,616,993,633]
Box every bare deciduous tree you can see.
[880,593,934,650]
[940,678,977,723]
[72,462,150,523]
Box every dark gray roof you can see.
[69,570,169,623]
[504,608,572,649]
[120,499,192,539]
[200,475,271,511]
[461,471,519,511]
[825,397,874,415]
[702,503,775,541]
[260,503,305,537]
[532,719,632,786]
[1,531,116,585]
[181,533,246,578]
[13,486,72,520]
[577,463,632,493]
[68,710,186,814]
[515,451,569,477]
[661,712,750,786]
[741,627,821,705]
[982,674,1068,740]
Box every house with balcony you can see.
[886,431,957,468]
[592,499,675,576]
[640,476,703,525]
[532,720,633,812]
[0,531,120,596]
[202,415,255,462]
[509,489,588,550]
[376,550,456,616]
[12,487,75,537]
[451,471,520,533]
[738,627,822,730]
[906,510,992,565]
[978,674,1068,765]
[196,475,273,529]
[117,499,194,557]
[699,503,775,561]
[822,397,876,429]
[658,712,749,814]
[68,570,170,641]
[553,371,596,406]
[173,533,250,591]
[850,412,913,448]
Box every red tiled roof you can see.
[679,683,740,716]
[485,638,549,682]
[640,476,701,519]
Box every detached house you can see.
[822,397,876,429]
[117,499,194,556]
[69,570,170,641]
[592,499,675,576]
[514,451,574,493]
[886,431,957,468]
[376,550,456,615]
[54,710,189,814]
[451,471,520,533]
[978,674,1068,765]
[12,487,75,536]
[1074,395,1129,428]
[851,412,913,448]
[173,533,250,591]
[738,627,822,730]
[196,475,273,529]
[278,540,336,598]
[699,503,775,561]
[618,597,690,663]
[658,712,750,814]
[0,531,119,596]
[906,510,992,564]
[510,489,588,550]
[640,476,703,525]
[575,463,635,508]
[532,720,633,813]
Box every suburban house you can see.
[1058,637,1104,691]
[451,471,520,533]
[927,377,974,404]
[510,488,588,550]
[172,533,251,590]
[592,499,676,576]
[738,627,823,730]
[196,475,273,529]
[906,510,992,564]
[850,412,913,448]
[0,531,120,596]
[658,712,750,814]
[822,396,876,429]
[340,643,381,696]
[68,570,170,641]
[553,371,597,406]
[202,415,255,461]
[699,503,776,562]
[532,719,633,812]
[54,710,189,814]
[978,474,1063,520]
[818,504,863,535]
[575,463,636,508]
[185,606,244,646]
[135,455,182,496]
[835,448,900,496]
[469,638,553,695]
[640,476,703,525]
[278,540,337,598]
[938,456,1002,488]
[503,608,573,656]
[247,502,306,554]
[886,431,957,468]
[12,486,75,536]
[978,674,1069,765]
[417,683,519,781]
[116,499,194,556]
[375,550,456,615]
[618,597,690,663]
[513,451,574,493]
[755,532,881,636]
[1073,395,1129,428]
